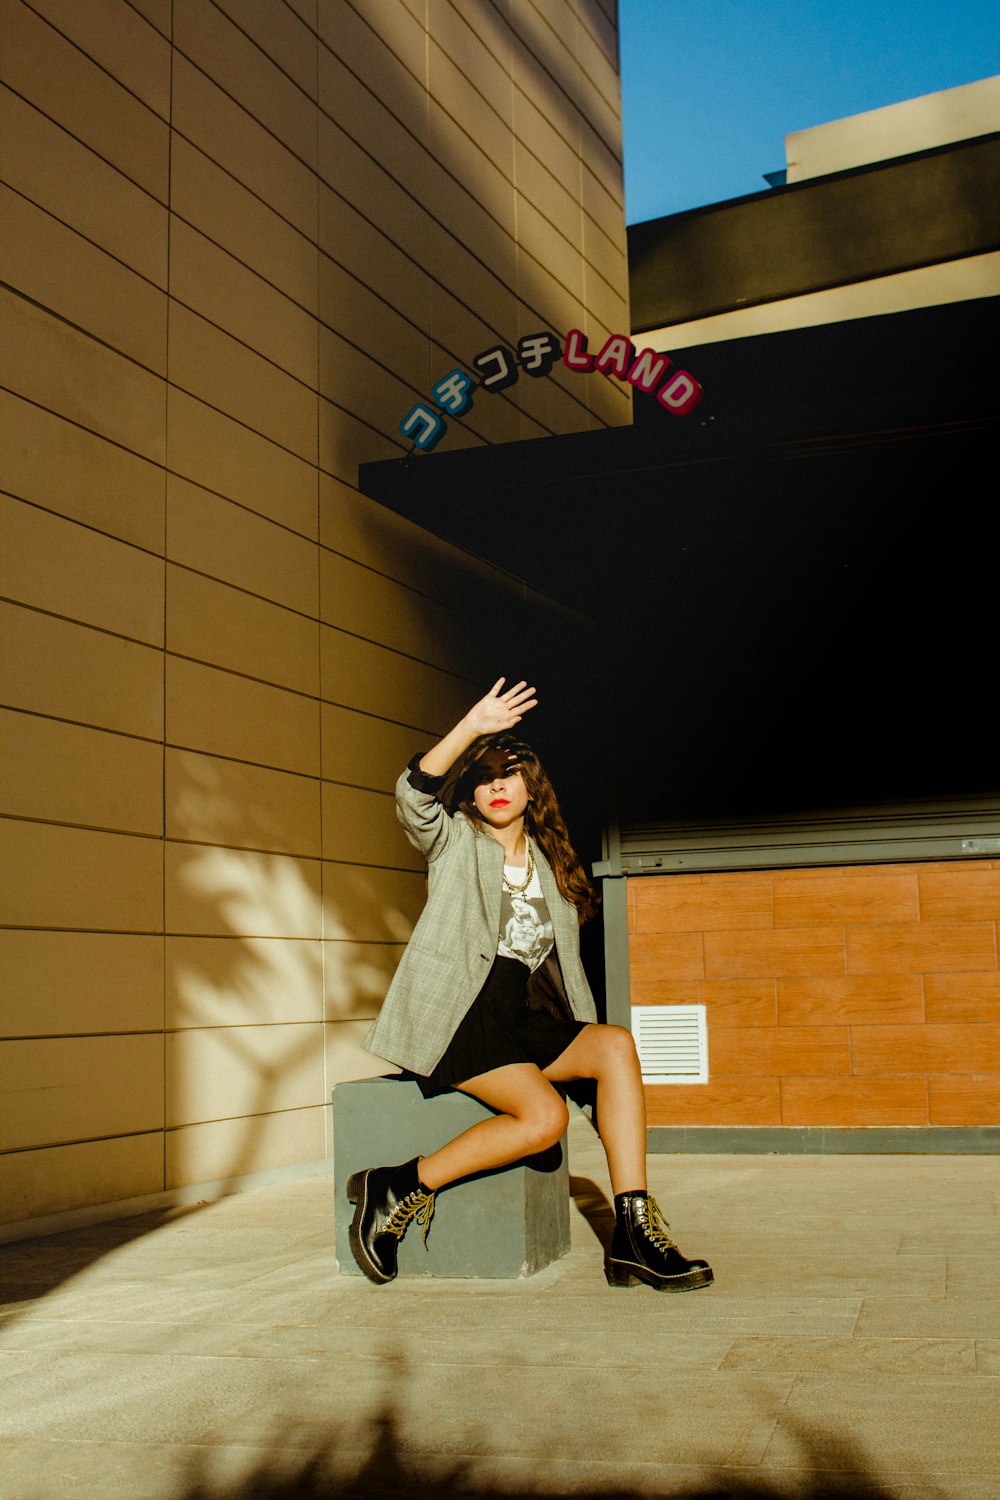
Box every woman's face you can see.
[471,750,529,829]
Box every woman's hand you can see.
[464,678,538,736]
[416,679,537,779]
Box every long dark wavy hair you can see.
[448,732,600,922]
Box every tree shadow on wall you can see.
[177,1401,902,1500]
[165,750,422,1195]
[0,774,417,1319]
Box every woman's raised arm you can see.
[418,678,537,778]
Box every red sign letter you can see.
[656,370,703,416]
[562,328,594,371]
[627,348,672,394]
[594,334,634,380]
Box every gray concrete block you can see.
[331,1076,570,1279]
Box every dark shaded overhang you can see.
[628,132,1000,331]
[360,299,995,622]
[359,298,998,831]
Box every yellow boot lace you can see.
[636,1196,677,1253]
[384,1186,436,1246]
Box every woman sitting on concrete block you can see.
[348,677,712,1294]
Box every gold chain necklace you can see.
[501,839,534,896]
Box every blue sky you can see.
[619,0,1000,223]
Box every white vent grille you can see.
[631,1005,708,1084]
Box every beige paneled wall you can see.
[0,0,627,1228]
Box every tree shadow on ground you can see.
[178,1401,903,1500]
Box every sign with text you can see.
[401,329,702,452]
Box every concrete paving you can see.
[0,1115,998,1499]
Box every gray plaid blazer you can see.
[362,760,598,1076]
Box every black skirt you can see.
[414,954,587,1098]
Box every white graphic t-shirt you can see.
[497,856,554,972]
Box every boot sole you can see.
[606,1262,714,1292]
[345,1170,394,1285]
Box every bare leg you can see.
[544,1024,647,1195]
[416,1063,569,1192]
[418,1025,645,1195]
[378,1025,710,1295]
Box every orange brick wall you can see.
[629,861,1000,1128]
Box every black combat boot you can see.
[607,1190,713,1291]
[346,1157,435,1284]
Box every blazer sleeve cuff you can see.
[404,753,447,794]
